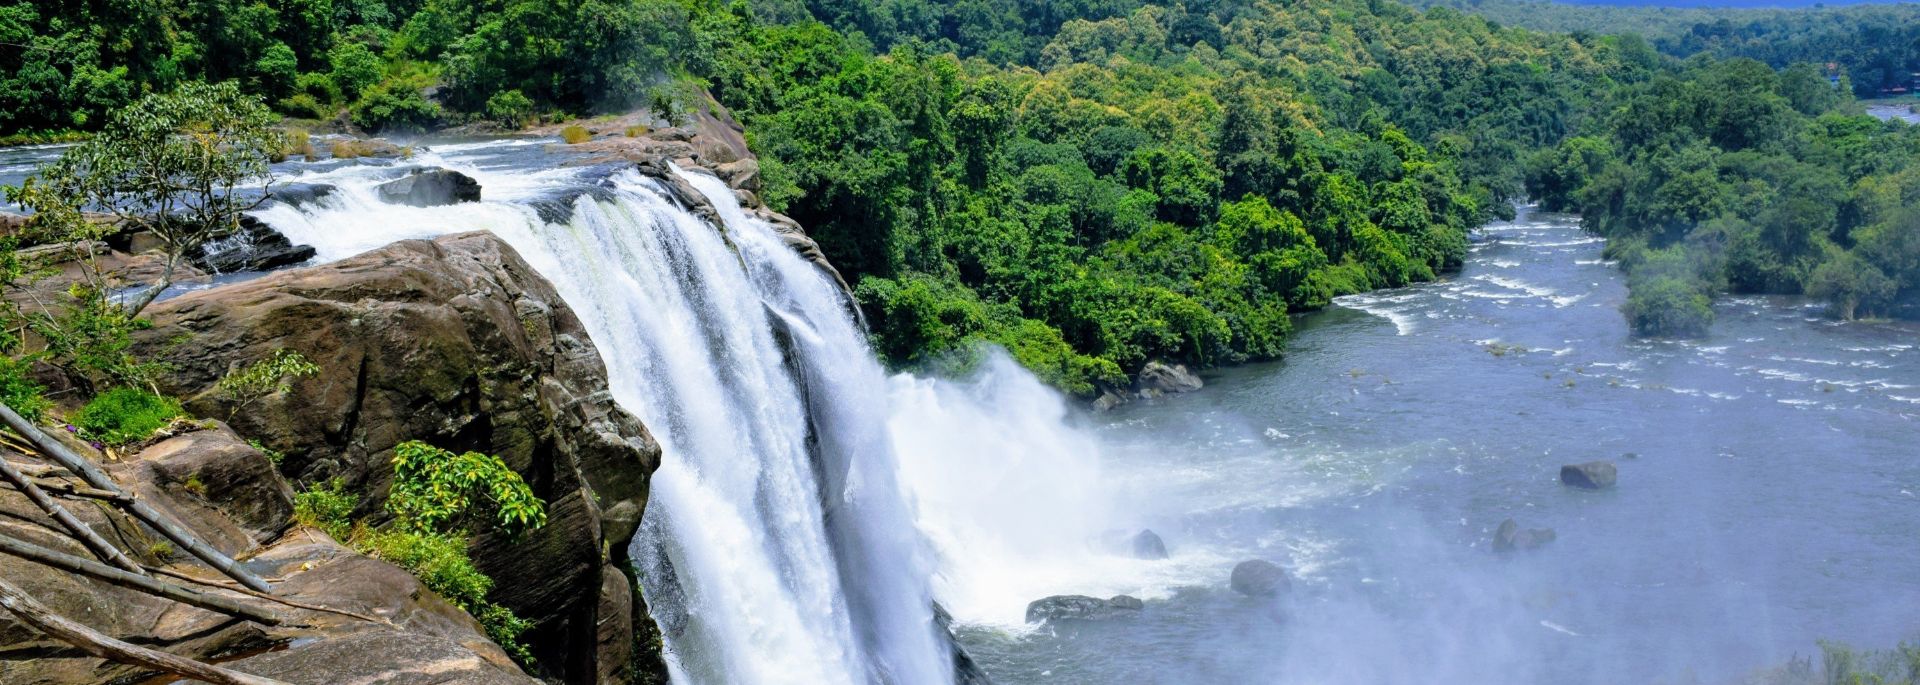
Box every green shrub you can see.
[560,125,592,144]
[74,388,181,446]
[277,94,332,121]
[216,349,320,419]
[388,441,546,535]
[485,90,535,128]
[292,478,357,540]
[351,82,442,132]
[361,511,534,663]
[0,356,51,421]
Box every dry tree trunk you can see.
[0,577,295,685]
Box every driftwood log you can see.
[0,453,145,573]
[0,533,281,625]
[0,402,272,592]
[0,576,294,685]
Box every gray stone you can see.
[1229,559,1290,597]
[1560,460,1618,489]
[1132,529,1169,560]
[1492,518,1556,552]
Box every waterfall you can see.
[253,152,951,685]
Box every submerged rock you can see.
[1560,460,1618,489]
[1492,518,1556,552]
[376,167,482,207]
[1132,529,1169,560]
[1229,560,1290,597]
[1138,360,1204,395]
[1025,595,1146,623]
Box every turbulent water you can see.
[9,136,1916,684]
[929,207,1920,684]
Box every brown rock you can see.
[136,232,663,683]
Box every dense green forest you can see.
[1527,57,1920,334]
[3,0,1918,386]
[1411,0,1920,98]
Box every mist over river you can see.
[928,207,1920,685]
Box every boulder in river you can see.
[185,215,317,273]
[267,182,339,208]
[1025,595,1146,623]
[1560,460,1618,489]
[1138,360,1203,395]
[376,167,482,207]
[1229,559,1290,597]
[1132,529,1169,560]
[1492,518,1556,552]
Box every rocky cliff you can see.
[130,231,664,684]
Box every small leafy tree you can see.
[215,349,320,419]
[387,440,547,536]
[6,81,281,317]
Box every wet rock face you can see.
[1025,595,1146,623]
[377,167,482,207]
[1560,461,1618,490]
[186,215,318,273]
[1229,560,1290,597]
[136,232,662,684]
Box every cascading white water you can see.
[249,149,955,685]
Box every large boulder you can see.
[1024,595,1145,624]
[1560,461,1618,490]
[377,167,482,207]
[1138,361,1203,395]
[1492,518,1556,553]
[1229,560,1290,597]
[136,231,663,684]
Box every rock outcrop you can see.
[1024,595,1145,623]
[134,231,663,684]
[377,168,482,207]
[1492,518,1556,552]
[1229,559,1290,597]
[0,424,536,685]
[1559,461,1617,490]
[1138,361,1204,395]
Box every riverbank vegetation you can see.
[1527,57,1920,333]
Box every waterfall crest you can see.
[255,155,952,685]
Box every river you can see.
[926,206,1920,684]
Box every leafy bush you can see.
[278,94,332,120]
[560,125,592,144]
[484,90,535,128]
[216,349,320,419]
[74,388,181,446]
[351,82,442,132]
[292,479,357,539]
[1622,276,1715,338]
[361,528,533,664]
[388,441,547,535]
[0,356,51,421]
